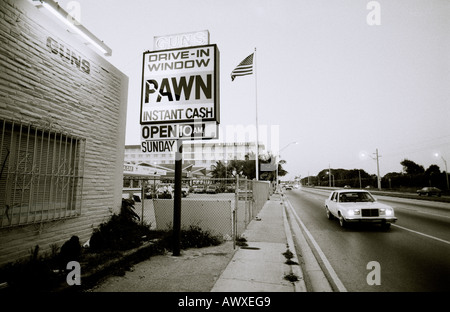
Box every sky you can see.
[55,0,450,180]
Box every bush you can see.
[89,199,153,252]
[158,225,223,250]
[89,214,152,252]
[0,245,60,291]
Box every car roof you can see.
[334,189,369,193]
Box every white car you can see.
[324,189,397,229]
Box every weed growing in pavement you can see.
[284,272,299,282]
[285,259,298,265]
[235,235,248,247]
[282,249,298,265]
[282,249,293,260]
[283,248,300,282]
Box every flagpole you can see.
[254,47,259,181]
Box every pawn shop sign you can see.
[140,44,220,129]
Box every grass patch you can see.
[158,225,224,250]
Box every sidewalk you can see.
[211,193,305,292]
[88,193,307,293]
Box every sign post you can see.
[172,139,183,256]
[139,33,219,256]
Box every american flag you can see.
[231,53,254,81]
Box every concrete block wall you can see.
[0,0,128,266]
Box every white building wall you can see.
[0,0,128,266]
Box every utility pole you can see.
[374,148,382,190]
[329,164,332,188]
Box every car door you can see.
[328,192,338,216]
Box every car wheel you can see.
[338,213,347,228]
[326,207,334,220]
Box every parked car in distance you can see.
[324,189,397,229]
[156,189,172,199]
[193,185,206,193]
[285,185,293,190]
[181,184,189,197]
[206,184,218,194]
[343,185,351,189]
[226,184,235,193]
[417,187,441,197]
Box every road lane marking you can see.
[386,205,450,219]
[284,198,347,292]
[391,224,450,245]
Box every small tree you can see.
[211,152,287,181]
[401,159,425,175]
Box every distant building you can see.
[125,141,265,171]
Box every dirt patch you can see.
[87,241,236,292]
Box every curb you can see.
[282,195,335,292]
[281,199,307,292]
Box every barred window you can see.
[0,119,85,228]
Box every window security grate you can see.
[0,119,85,228]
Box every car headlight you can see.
[380,208,393,216]
[348,209,360,216]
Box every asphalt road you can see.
[285,187,450,292]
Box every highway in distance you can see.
[285,187,450,292]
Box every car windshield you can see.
[339,192,374,203]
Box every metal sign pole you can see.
[172,139,183,256]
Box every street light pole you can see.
[276,141,298,192]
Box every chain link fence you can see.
[122,176,272,246]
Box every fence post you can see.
[244,178,249,225]
[233,174,239,249]
[141,184,145,225]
